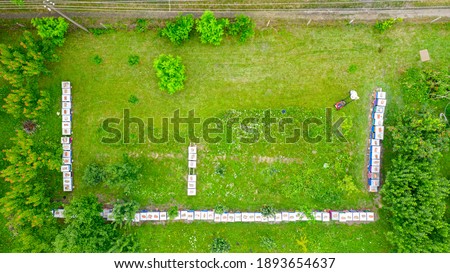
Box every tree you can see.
[54,195,118,253]
[196,11,229,46]
[160,14,195,45]
[381,109,450,252]
[227,15,255,42]
[31,17,69,47]
[153,54,186,94]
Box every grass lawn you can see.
[1,19,449,253]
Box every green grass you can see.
[1,20,449,253]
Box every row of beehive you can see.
[61,81,73,192]
[368,88,387,192]
[53,209,375,223]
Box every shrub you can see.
[211,238,230,253]
[90,28,116,36]
[260,236,277,251]
[214,204,227,214]
[261,205,277,217]
[128,55,140,66]
[381,109,450,252]
[153,54,186,94]
[400,67,450,104]
[82,163,105,186]
[196,11,229,46]
[374,18,402,33]
[348,64,357,73]
[128,95,139,104]
[31,17,69,47]
[112,200,139,227]
[160,14,195,45]
[92,55,103,65]
[227,15,255,42]
[167,206,179,220]
[135,19,149,33]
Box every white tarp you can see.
[339,213,347,222]
[370,166,380,173]
[370,139,380,146]
[189,153,197,160]
[201,211,208,220]
[314,212,322,221]
[62,143,71,150]
[369,185,378,192]
[133,213,140,222]
[370,179,380,187]
[61,137,71,144]
[352,212,360,221]
[62,88,71,95]
[187,188,196,196]
[62,115,71,122]
[62,108,71,115]
[62,128,71,136]
[63,172,71,178]
[221,213,228,222]
[187,182,196,189]
[54,209,65,218]
[63,150,72,158]
[374,106,385,114]
[248,213,255,222]
[370,159,381,166]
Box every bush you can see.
[214,204,227,214]
[128,95,139,104]
[348,64,357,73]
[381,109,450,252]
[82,163,105,186]
[31,17,69,47]
[112,200,139,227]
[196,11,229,46]
[167,206,179,220]
[92,55,103,65]
[261,205,277,217]
[211,238,230,253]
[128,55,140,66]
[90,28,116,36]
[160,14,195,45]
[153,54,186,94]
[374,18,402,33]
[227,15,255,42]
[135,19,149,33]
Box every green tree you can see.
[227,15,255,42]
[160,14,195,45]
[54,195,119,253]
[153,54,186,94]
[196,11,229,46]
[211,238,230,253]
[381,109,450,252]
